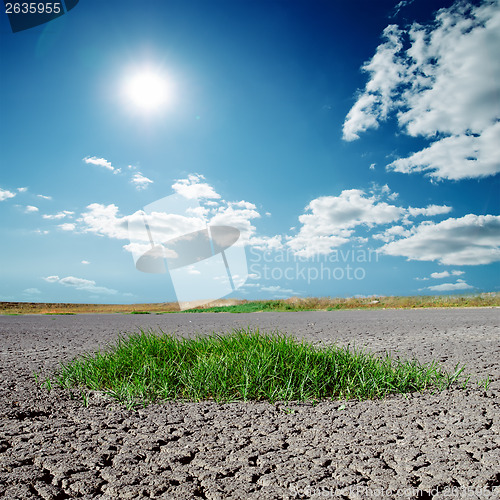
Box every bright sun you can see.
[123,70,171,113]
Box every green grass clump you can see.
[50,328,467,408]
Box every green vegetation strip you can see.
[182,294,499,313]
[49,328,469,407]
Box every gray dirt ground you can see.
[0,308,499,499]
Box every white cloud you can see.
[373,224,412,243]
[381,214,500,265]
[260,285,296,297]
[208,200,283,251]
[34,229,49,235]
[37,194,52,200]
[287,189,404,257]
[83,156,121,174]
[43,276,60,283]
[344,1,500,180]
[131,172,153,190]
[389,124,500,180]
[25,205,39,213]
[122,242,178,259]
[0,188,16,201]
[59,223,76,231]
[369,163,376,170]
[172,174,221,199]
[72,175,280,254]
[209,202,260,245]
[79,203,128,239]
[407,205,452,217]
[426,279,474,292]
[17,187,27,193]
[43,275,118,295]
[80,203,206,243]
[42,211,74,220]
[430,271,450,279]
[23,288,41,295]
[422,269,466,280]
[392,0,415,17]
[81,260,90,265]
[343,24,404,141]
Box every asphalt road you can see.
[1,309,499,499]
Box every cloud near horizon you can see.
[43,275,118,295]
[424,279,474,292]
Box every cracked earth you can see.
[0,308,499,499]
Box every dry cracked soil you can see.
[0,308,499,499]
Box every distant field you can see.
[1,293,498,315]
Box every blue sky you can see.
[1,0,499,305]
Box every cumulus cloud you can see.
[172,174,221,199]
[0,188,16,201]
[418,269,465,280]
[389,124,500,180]
[131,172,153,190]
[59,174,276,255]
[373,224,412,243]
[80,203,207,244]
[43,276,60,283]
[37,194,52,200]
[381,214,500,265]
[43,275,118,295]
[25,205,39,213]
[343,0,500,180]
[343,24,404,141]
[83,156,121,174]
[430,271,451,279]
[42,211,74,220]
[407,205,452,217]
[17,187,27,193]
[425,279,474,292]
[209,201,261,246]
[286,188,404,257]
[391,0,416,18]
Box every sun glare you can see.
[123,69,171,113]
